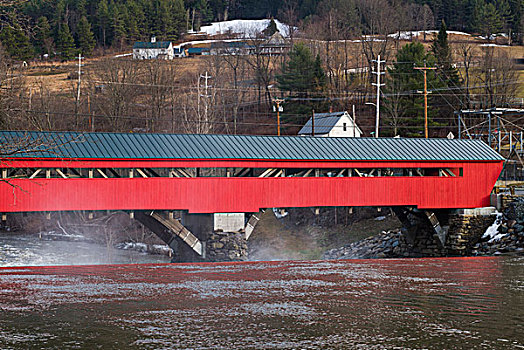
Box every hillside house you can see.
[210,41,250,55]
[187,47,210,56]
[173,47,187,58]
[298,111,362,137]
[258,32,291,56]
[133,37,174,60]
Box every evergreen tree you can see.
[36,16,52,56]
[479,2,503,36]
[57,22,76,60]
[432,20,460,86]
[96,0,111,47]
[0,27,16,57]
[196,0,213,26]
[75,0,88,18]
[431,20,462,123]
[507,0,523,42]
[125,0,144,42]
[277,43,327,125]
[313,53,326,88]
[111,3,127,48]
[465,0,483,32]
[54,0,66,27]
[384,42,441,137]
[152,0,186,40]
[263,18,278,37]
[0,15,34,61]
[277,43,326,94]
[76,16,96,55]
[496,0,513,31]
[167,0,186,40]
[152,0,170,38]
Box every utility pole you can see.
[352,104,356,137]
[198,71,212,133]
[312,109,315,136]
[87,93,93,131]
[273,98,284,136]
[76,53,84,122]
[77,53,83,105]
[414,61,436,138]
[372,55,385,138]
[200,71,211,97]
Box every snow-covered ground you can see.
[482,212,504,243]
[200,19,291,37]
[388,30,471,40]
[480,43,510,47]
[114,53,133,58]
[115,242,172,256]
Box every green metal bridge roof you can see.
[0,131,503,162]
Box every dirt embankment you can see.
[248,207,402,261]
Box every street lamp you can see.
[273,99,284,136]
[366,102,379,138]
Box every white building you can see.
[133,37,174,60]
[298,111,362,137]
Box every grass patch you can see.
[27,70,67,77]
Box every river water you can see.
[0,234,170,266]
[0,239,523,349]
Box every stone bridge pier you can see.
[392,207,497,256]
[135,211,260,262]
[137,206,498,262]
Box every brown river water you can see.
[0,255,523,349]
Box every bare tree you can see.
[356,0,396,80]
[141,60,178,132]
[479,48,518,108]
[26,80,59,130]
[420,4,435,41]
[181,73,217,134]
[454,42,477,108]
[382,78,406,136]
[89,58,141,131]
[212,48,250,134]
[0,44,26,129]
[245,31,278,110]
[279,0,299,45]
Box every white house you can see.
[133,37,174,60]
[173,46,187,58]
[298,111,362,137]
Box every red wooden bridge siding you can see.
[0,159,503,213]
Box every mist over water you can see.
[0,234,169,267]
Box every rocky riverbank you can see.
[472,198,524,256]
[323,229,405,259]
[322,228,447,260]
[324,200,524,260]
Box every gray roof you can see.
[133,41,171,49]
[299,111,360,135]
[0,131,503,162]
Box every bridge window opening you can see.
[1,167,462,179]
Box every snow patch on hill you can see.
[200,19,291,37]
[388,30,471,40]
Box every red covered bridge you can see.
[0,131,503,214]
